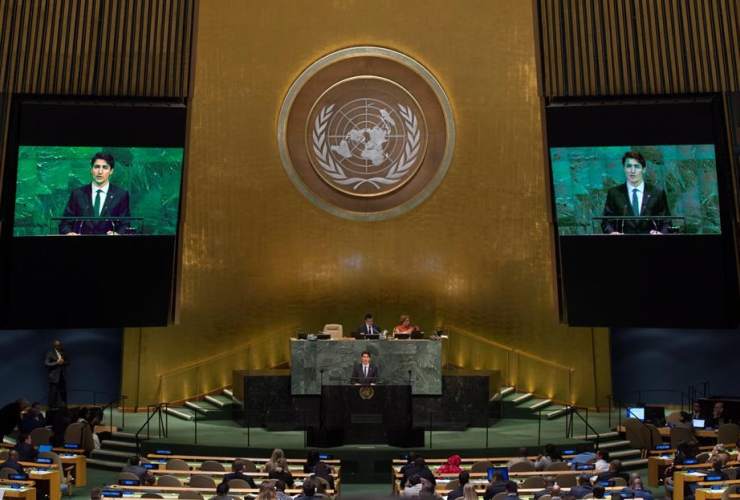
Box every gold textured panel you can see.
[122,0,612,409]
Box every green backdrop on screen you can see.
[14,146,184,236]
[550,144,719,235]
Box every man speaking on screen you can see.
[601,151,671,235]
[59,152,131,235]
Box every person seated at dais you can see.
[393,315,420,336]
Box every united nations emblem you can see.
[359,386,374,399]
[278,47,455,220]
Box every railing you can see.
[445,326,575,404]
[135,403,169,455]
[688,381,711,402]
[607,389,693,428]
[565,406,600,447]
[157,327,298,403]
[65,389,128,430]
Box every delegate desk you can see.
[290,338,442,395]
[0,483,37,500]
[321,384,413,444]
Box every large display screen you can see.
[550,144,719,235]
[14,146,184,236]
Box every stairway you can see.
[164,388,237,422]
[574,430,647,470]
[498,387,574,420]
[88,431,143,471]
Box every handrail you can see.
[64,389,128,430]
[446,326,574,404]
[135,403,169,455]
[566,405,601,447]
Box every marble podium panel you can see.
[290,338,442,395]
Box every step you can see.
[526,399,553,411]
[87,457,129,471]
[547,407,574,420]
[91,449,133,461]
[185,401,220,415]
[610,449,642,459]
[112,431,143,441]
[623,458,649,469]
[575,431,620,441]
[205,395,234,409]
[499,387,515,398]
[512,393,533,405]
[165,407,194,421]
[597,439,632,449]
[100,439,137,451]
[222,388,234,398]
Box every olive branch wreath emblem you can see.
[312,103,421,190]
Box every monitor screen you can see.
[36,458,52,464]
[626,407,645,421]
[487,467,509,482]
[13,146,184,236]
[63,443,80,449]
[655,444,671,450]
[692,419,705,429]
[103,491,124,498]
[38,444,52,452]
[549,145,719,236]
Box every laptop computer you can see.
[410,331,424,339]
[316,334,331,340]
[692,418,705,429]
[394,333,410,339]
[38,444,53,452]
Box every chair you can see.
[696,452,710,463]
[539,495,552,500]
[470,460,494,473]
[521,476,546,489]
[228,479,251,489]
[39,451,73,498]
[612,477,627,487]
[190,475,217,488]
[241,458,258,473]
[30,427,52,446]
[582,494,594,499]
[509,461,535,472]
[166,458,191,471]
[0,451,7,460]
[554,474,577,487]
[63,422,95,453]
[645,424,664,450]
[141,495,164,499]
[721,484,739,500]
[322,324,343,340]
[178,492,204,500]
[446,479,461,491]
[624,418,649,451]
[717,423,740,445]
[492,493,508,500]
[670,426,697,448]
[200,460,225,472]
[116,472,141,483]
[140,457,151,464]
[723,468,738,480]
[666,412,682,425]
[313,476,330,490]
[0,467,18,479]
[157,475,183,487]
[545,461,569,471]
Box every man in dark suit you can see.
[358,314,381,336]
[595,460,630,483]
[400,457,436,489]
[570,473,594,499]
[350,351,379,385]
[121,456,155,485]
[484,470,508,500]
[222,459,256,488]
[504,480,523,500]
[45,340,70,409]
[447,471,469,500]
[59,152,131,235]
[706,401,728,428]
[602,151,671,235]
[0,398,30,438]
[0,450,25,475]
[13,434,38,462]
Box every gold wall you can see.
[122,0,613,409]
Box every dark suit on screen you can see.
[59,184,131,235]
[602,183,671,234]
[45,348,70,408]
[350,363,379,385]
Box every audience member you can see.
[304,450,321,473]
[50,407,72,447]
[122,456,155,486]
[223,459,256,488]
[0,398,30,438]
[402,475,423,498]
[462,483,478,500]
[675,412,693,429]
[399,452,419,488]
[268,457,294,488]
[90,488,102,500]
[446,471,469,500]
[505,481,522,500]
[594,449,610,472]
[314,478,332,500]
[210,482,232,500]
[313,461,335,490]
[507,447,533,469]
[401,457,436,489]
[595,460,629,483]
[437,455,463,474]
[535,443,563,471]
[533,476,557,500]
[629,478,654,500]
[13,433,38,462]
[570,473,594,499]
[0,450,24,475]
[257,482,277,500]
[484,470,508,500]
[265,448,285,474]
[275,480,292,500]
[420,478,444,500]
[295,478,317,500]
[593,485,606,499]
[20,402,46,434]
[691,402,705,420]
[707,402,727,428]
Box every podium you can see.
[315,384,421,446]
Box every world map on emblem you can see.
[308,78,428,196]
